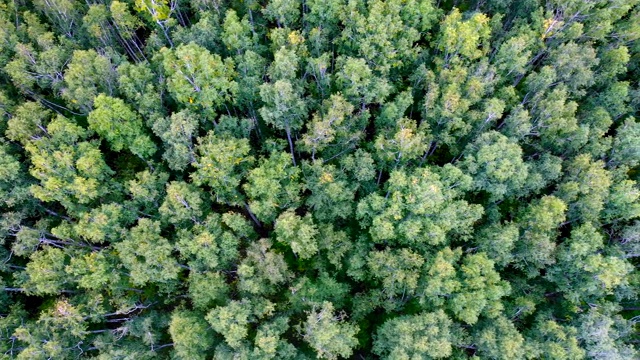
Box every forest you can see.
[0,0,639,358]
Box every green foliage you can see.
[526,318,586,360]
[169,310,216,359]
[301,301,359,360]
[437,8,491,64]
[187,271,228,310]
[420,249,511,325]
[161,43,237,113]
[237,238,290,295]
[1,1,639,359]
[152,109,198,171]
[5,101,51,145]
[115,218,180,286]
[75,203,131,243]
[25,116,114,212]
[302,160,357,222]
[88,94,156,159]
[373,310,457,359]
[513,196,567,275]
[547,223,634,304]
[556,154,611,224]
[192,131,254,205]
[357,165,482,247]
[300,94,357,160]
[473,316,525,360]
[19,247,69,295]
[159,181,205,225]
[62,49,119,113]
[244,152,302,222]
[275,210,318,259]
[259,80,307,164]
[461,131,529,201]
[206,300,254,349]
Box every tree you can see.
[602,173,640,225]
[436,8,491,66]
[367,247,424,310]
[12,299,88,359]
[191,131,254,205]
[110,1,147,61]
[421,62,498,155]
[233,50,267,125]
[577,309,638,359]
[161,43,237,115]
[4,13,70,96]
[288,272,351,311]
[301,301,359,360]
[0,5,18,70]
[31,0,83,39]
[5,101,51,145]
[334,56,390,110]
[419,249,510,325]
[547,223,634,305]
[243,152,303,223]
[305,0,345,55]
[25,116,114,213]
[0,143,32,208]
[62,50,120,113]
[88,94,156,159]
[115,218,180,286]
[460,131,529,201]
[525,318,586,360]
[152,109,199,171]
[555,154,611,224]
[75,203,131,243]
[83,4,119,50]
[222,9,255,55]
[493,30,535,84]
[263,0,300,28]
[449,252,511,324]
[66,250,121,291]
[609,117,640,168]
[187,271,229,310]
[472,316,525,360]
[169,310,216,359]
[373,310,458,359]
[117,60,163,120]
[356,165,483,247]
[374,117,429,171]
[206,300,254,349]
[18,247,70,295]
[339,0,438,75]
[158,181,206,225]
[528,87,588,156]
[176,216,227,271]
[173,12,222,52]
[513,196,567,276]
[545,41,598,97]
[126,169,169,215]
[475,222,519,268]
[617,221,640,259]
[302,160,357,222]
[252,317,297,359]
[135,0,176,46]
[274,210,318,259]
[259,80,307,165]
[300,94,357,160]
[237,238,291,295]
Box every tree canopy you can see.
[0,0,639,359]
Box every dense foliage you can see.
[0,0,639,358]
